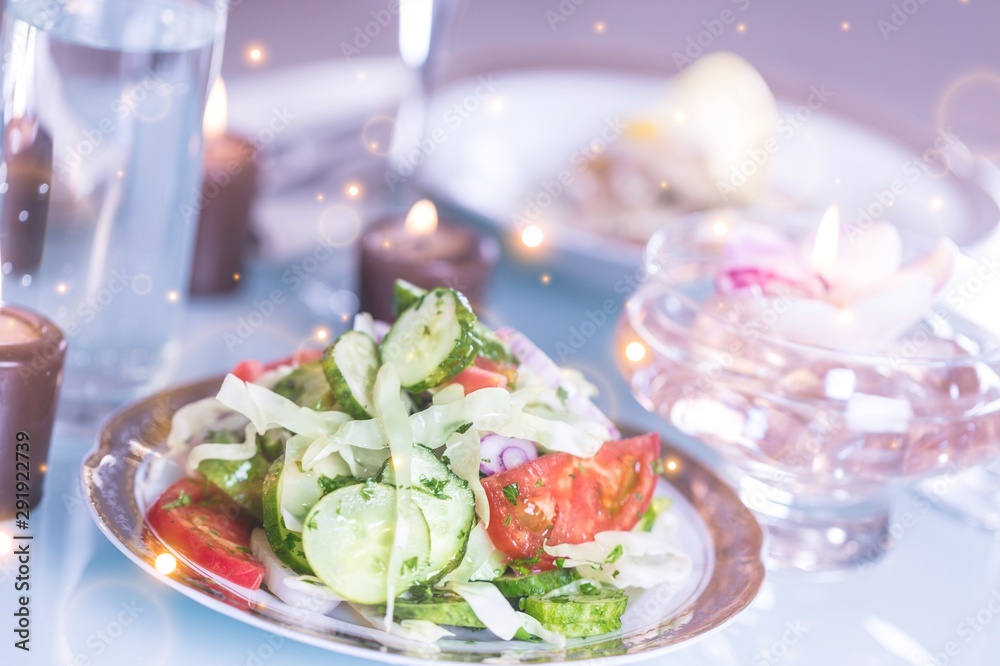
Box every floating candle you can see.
[717,206,956,349]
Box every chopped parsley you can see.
[419,475,451,500]
[401,556,419,574]
[503,515,512,527]
[455,422,473,435]
[360,480,377,501]
[318,475,359,495]
[162,491,192,511]
[556,386,569,403]
[534,478,545,488]
[605,544,624,564]
[554,557,567,569]
[502,482,519,506]
[638,497,673,532]
[509,555,540,575]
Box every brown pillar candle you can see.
[0,118,53,275]
[0,304,66,520]
[189,79,259,296]
[359,200,499,322]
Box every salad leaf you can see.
[446,582,566,646]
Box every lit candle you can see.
[189,78,259,295]
[0,265,66,519]
[358,199,499,321]
[0,117,53,276]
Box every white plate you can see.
[413,69,999,264]
[82,376,765,664]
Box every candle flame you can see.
[203,78,227,139]
[811,205,841,281]
[404,199,438,236]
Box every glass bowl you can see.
[617,208,1000,571]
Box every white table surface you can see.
[5,40,1000,664]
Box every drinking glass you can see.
[0,0,228,421]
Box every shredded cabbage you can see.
[374,363,416,630]
[442,524,505,583]
[185,423,257,475]
[250,529,341,614]
[165,396,247,460]
[543,528,692,590]
[353,605,453,646]
[216,373,351,438]
[443,429,490,526]
[303,386,605,470]
[446,582,566,646]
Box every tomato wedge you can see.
[147,479,264,589]
[230,348,323,383]
[482,433,660,563]
[449,365,508,393]
[474,357,518,385]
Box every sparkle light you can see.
[520,225,544,249]
[155,553,177,575]
[39,464,46,473]
[659,181,669,190]
[316,193,325,202]
[931,197,943,210]
[841,21,851,31]
[55,282,68,294]
[489,97,505,114]
[315,327,329,341]
[248,46,264,63]
[0,532,10,555]
[357,71,367,81]
[540,273,551,285]
[674,111,686,122]
[712,220,729,236]
[232,273,241,282]
[345,183,361,198]
[167,290,180,303]
[625,341,647,363]
[839,309,855,325]
[665,459,679,472]
[737,23,746,33]
[594,21,606,33]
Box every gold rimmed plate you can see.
[81,376,764,664]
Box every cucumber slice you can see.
[391,591,485,628]
[273,361,337,411]
[262,456,312,575]
[492,568,581,598]
[280,435,358,531]
[322,330,380,419]
[380,444,476,583]
[392,279,426,316]
[302,481,432,605]
[522,587,628,638]
[380,288,478,392]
